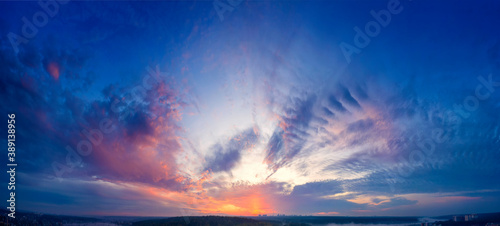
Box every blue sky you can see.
[1,0,500,217]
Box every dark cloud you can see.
[290,180,343,197]
[281,197,363,215]
[204,128,259,173]
[0,31,193,193]
[124,110,154,139]
[76,78,188,191]
[345,119,374,133]
[376,197,418,208]
[322,107,335,118]
[322,148,386,179]
[354,84,369,101]
[265,94,316,174]
[275,180,364,214]
[327,95,348,113]
[339,85,361,109]
[17,173,181,216]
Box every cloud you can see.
[264,94,317,174]
[345,119,374,134]
[0,31,194,193]
[74,76,190,191]
[17,173,183,216]
[277,180,363,214]
[327,95,348,113]
[376,197,418,209]
[322,107,335,118]
[204,128,259,173]
[339,84,362,109]
[290,180,343,197]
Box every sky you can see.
[1,0,500,217]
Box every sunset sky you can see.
[1,0,500,217]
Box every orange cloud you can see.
[47,62,60,80]
[179,181,279,216]
[315,211,340,215]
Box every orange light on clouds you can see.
[196,194,273,216]
[315,211,340,215]
[249,194,266,215]
[47,62,60,80]
[184,185,276,216]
